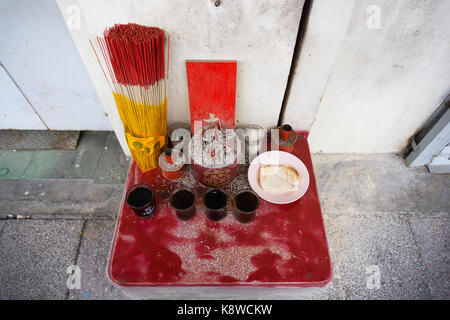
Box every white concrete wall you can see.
[283,0,450,153]
[0,65,47,130]
[5,0,445,154]
[57,0,305,156]
[0,0,111,131]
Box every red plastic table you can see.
[107,133,332,288]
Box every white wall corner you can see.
[282,0,356,132]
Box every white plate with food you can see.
[248,151,310,204]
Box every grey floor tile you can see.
[22,132,109,179]
[312,154,450,216]
[307,283,342,299]
[68,220,127,300]
[0,179,122,219]
[119,287,342,300]
[307,266,344,300]
[326,214,432,299]
[307,217,347,300]
[0,219,84,300]
[94,133,130,184]
[0,150,35,179]
[117,286,340,300]
[409,217,449,299]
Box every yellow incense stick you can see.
[113,92,167,172]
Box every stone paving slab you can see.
[312,154,450,216]
[0,179,122,219]
[94,133,129,184]
[409,217,449,299]
[325,214,432,299]
[0,219,84,300]
[306,259,344,300]
[119,286,342,300]
[22,132,109,179]
[312,218,347,300]
[0,220,5,234]
[0,150,34,179]
[68,219,127,300]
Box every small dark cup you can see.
[203,189,228,221]
[233,189,259,223]
[171,188,196,221]
[126,184,156,218]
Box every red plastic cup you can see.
[280,124,293,141]
[233,189,259,223]
[161,167,184,181]
[126,184,156,218]
[203,189,228,221]
[165,148,174,164]
[159,148,184,181]
[170,188,196,221]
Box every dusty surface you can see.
[0,133,448,299]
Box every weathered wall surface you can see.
[4,0,448,154]
[283,0,450,153]
[0,0,110,131]
[57,0,305,155]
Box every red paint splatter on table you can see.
[108,133,331,287]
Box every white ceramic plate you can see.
[248,151,310,204]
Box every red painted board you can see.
[186,61,237,132]
[107,132,332,287]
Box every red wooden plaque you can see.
[186,61,237,132]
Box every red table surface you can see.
[107,133,332,287]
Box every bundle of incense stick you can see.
[91,23,168,172]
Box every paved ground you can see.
[0,132,448,299]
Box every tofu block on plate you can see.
[259,165,300,192]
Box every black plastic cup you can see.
[233,189,259,223]
[203,189,228,221]
[171,188,196,221]
[126,184,156,218]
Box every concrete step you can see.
[0,179,123,219]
